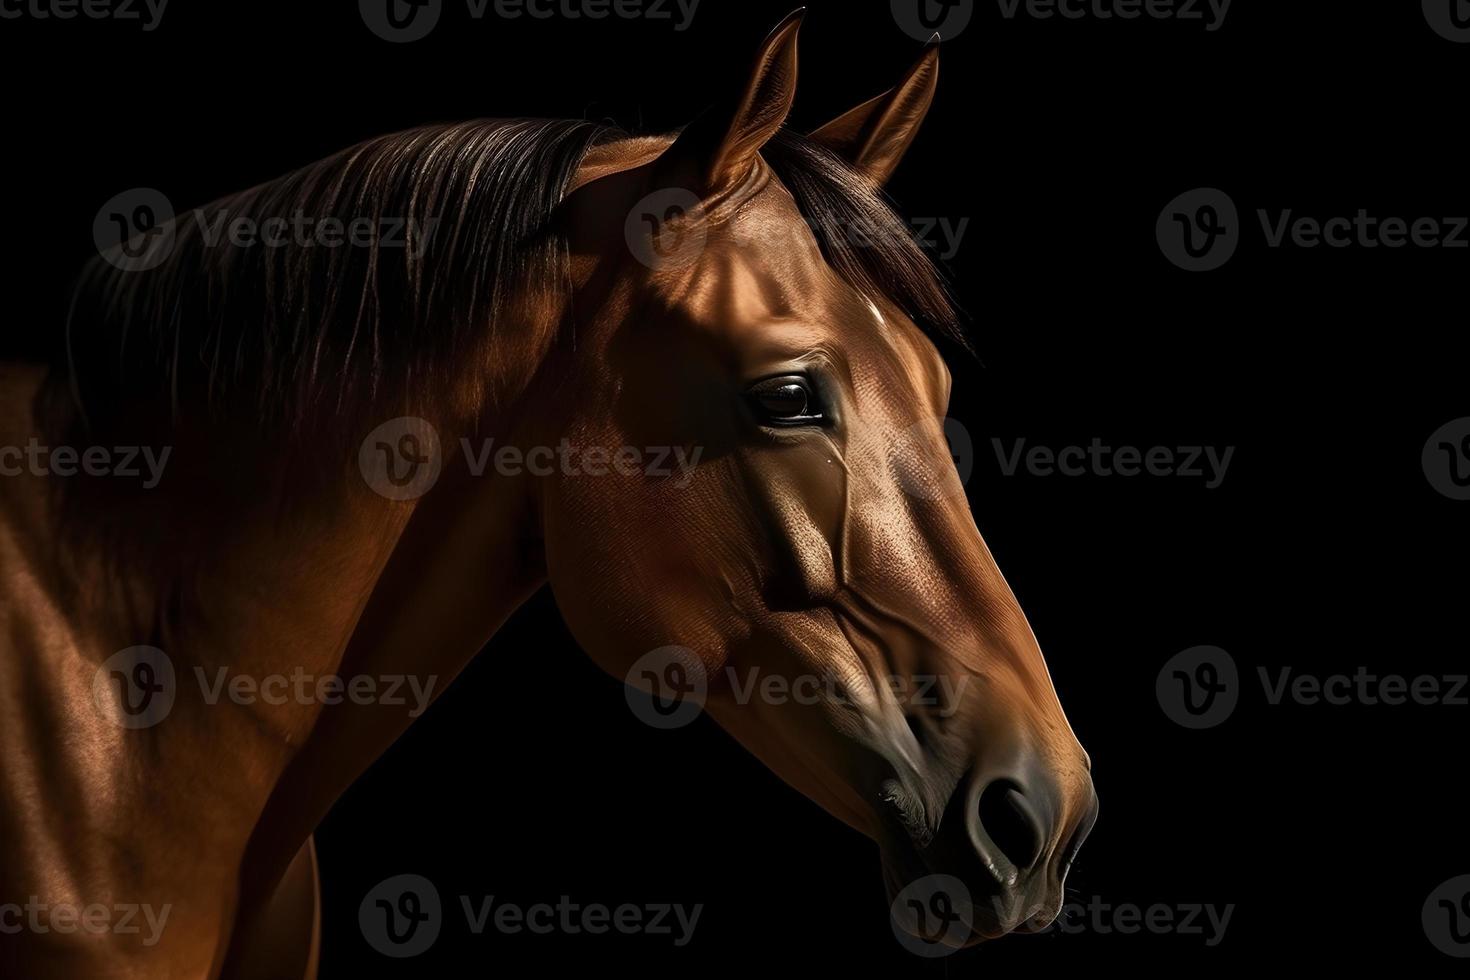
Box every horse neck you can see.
[190,381,558,925]
[0,361,554,978]
[49,291,566,767]
[205,433,552,716]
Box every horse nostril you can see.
[976,781,1044,872]
[1059,793,1100,879]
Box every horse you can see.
[0,10,1095,977]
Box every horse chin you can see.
[879,848,1061,948]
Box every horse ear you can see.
[663,8,803,195]
[809,39,940,186]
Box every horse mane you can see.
[57,118,612,444]
[49,121,961,452]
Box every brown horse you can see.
[0,10,1095,977]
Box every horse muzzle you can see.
[880,745,1099,948]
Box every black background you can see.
[2,0,1467,974]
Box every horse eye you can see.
[747,375,823,426]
